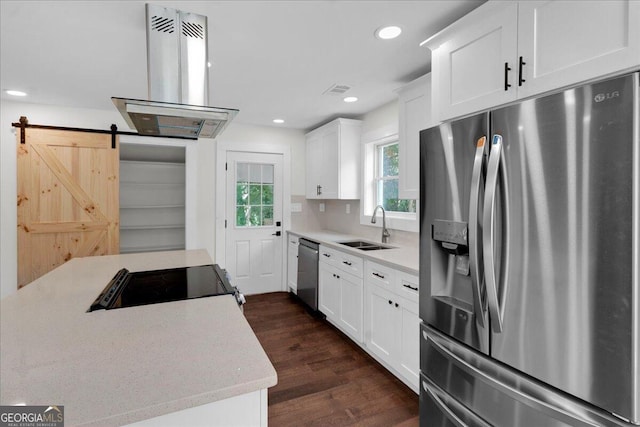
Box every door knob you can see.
[271,231,281,236]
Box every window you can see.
[235,163,274,227]
[361,133,418,233]
[374,142,416,213]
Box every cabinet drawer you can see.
[336,251,363,278]
[288,234,299,246]
[319,245,339,267]
[365,261,396,291]
[397,271,419,303]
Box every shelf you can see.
[120,205,185,209]
[120,181,185,186]
[120,224,185,231]
[119,245,185,254]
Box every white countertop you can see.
[0,250,277,427]
[288,230,419,276]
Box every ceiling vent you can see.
[112,4,238,140]
[323,84,352,95]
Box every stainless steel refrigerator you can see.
[419,72,639,426]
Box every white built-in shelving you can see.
[119,145,186,254]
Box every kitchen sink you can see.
[338,240,393,251]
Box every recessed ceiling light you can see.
[5,90,27,97]
[344,96,358,103]
[375,25,402,40]
[273,119,285,124]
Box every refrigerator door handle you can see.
[483,134,510,333]
[469,136,487,328]
[422,376,492,427]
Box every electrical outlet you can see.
[319,203,325,212]
[346,203,351,214]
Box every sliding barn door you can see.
[17,127,119,288]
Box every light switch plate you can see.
[319,203,325,212]
[346,203,351,214]
[291,203,302,213]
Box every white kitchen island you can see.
[0,250,277,426]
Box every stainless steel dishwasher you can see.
[297,238,319,311]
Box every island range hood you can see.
[112,4,238,140]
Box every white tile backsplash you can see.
[292,197,418,248]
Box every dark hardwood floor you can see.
[243,292,419,426]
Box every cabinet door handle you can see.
[402,283,418,291]
[343,261,352,266]
[336,275,340,279]
[388,300,393,305]
[323,253,331,258]
[518,56,526,86]
[373,272,385,279]
[504,62,512,91]
[317,185,322,195]
[395,303,399,308]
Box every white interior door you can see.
[225,151,283,295]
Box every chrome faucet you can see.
[371,205,391,244]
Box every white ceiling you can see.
[0,1,484,132]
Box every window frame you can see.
[360,132,418,233]
[234,162,275,228]
[373,141,416,217]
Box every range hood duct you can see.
[112,4,237,139]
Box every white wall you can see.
[0,100,305,298]
[361,100,399,141]
[217,123,306,195]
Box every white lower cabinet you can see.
[367,284,397,365]
[339,270,363,342]
[319,262,341,320]
[287,234,299,293]
[364,260,420,392]
[319,245,363,343]
[397,297,420,388]
[316,245,419,393]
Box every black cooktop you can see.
[88,264,234,311]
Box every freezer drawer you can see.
[420,324,628,427]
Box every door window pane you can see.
[262,206,273,225]
[236,206,248,226]
[249,184,262,205]
[262,164,274,184]
[237,183,249,206]
[262,184,273,205]
[235,162,275,227]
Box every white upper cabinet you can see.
[429,2,518,122]
[396,74,432,200]
[426,0,640,122]
[305,133,323,199]
[305,118,362,200]
[516,0,640,99]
